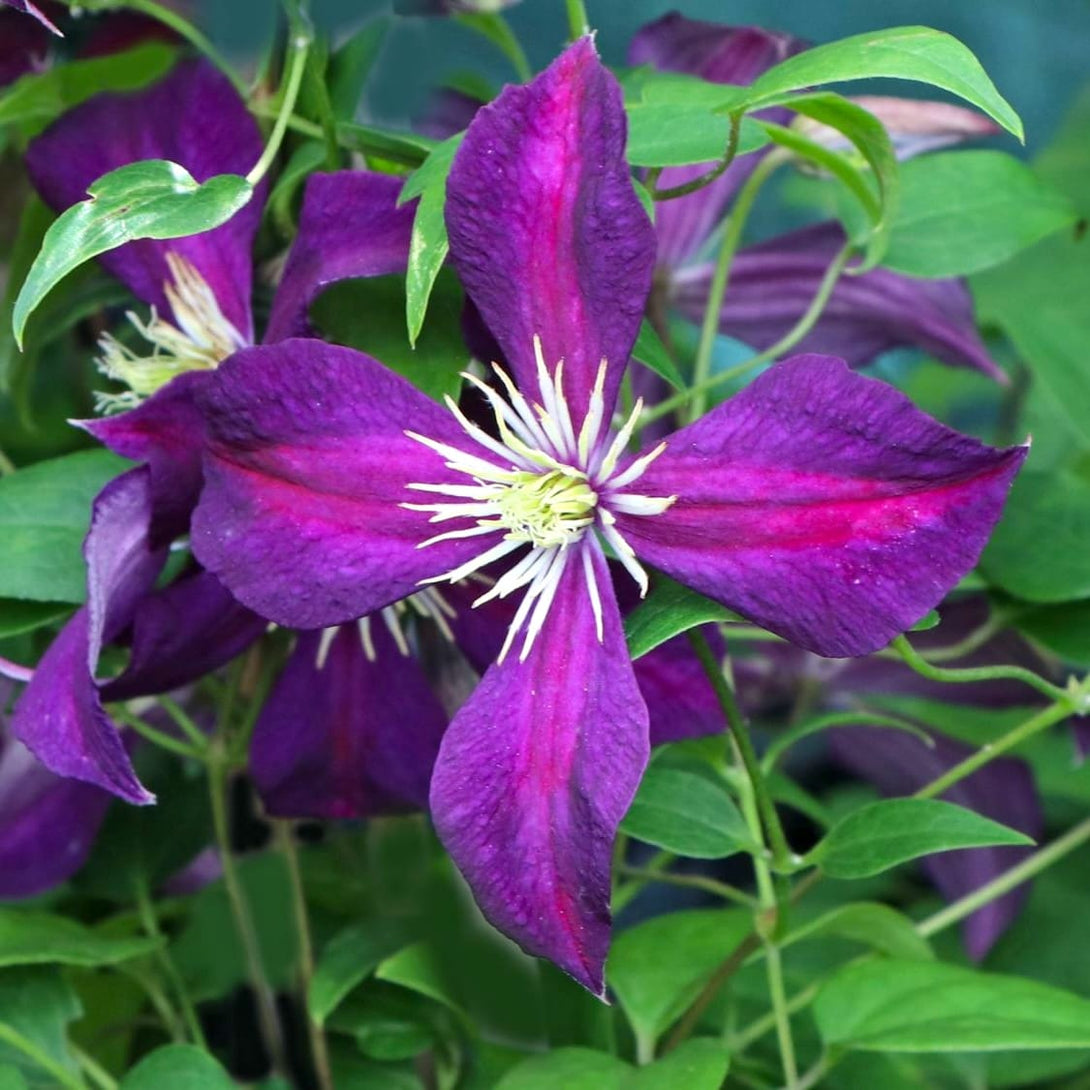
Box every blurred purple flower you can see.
[0,0,60,35]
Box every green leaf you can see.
[847,151,1076,278]
[624,575,737,660]
[119,1044,235,1089]
[629,1039,729,1089]
[0,44,175,133]
[308,921,410,1026]
[405,187,450,346]
[781,903,933,961]
[0,196,53,396]
[375,943,462,1016]
[267,141,328,235]
[980,471,1090,603]
[0,968,81,1084]
[328,17,391,119]
[0,1066,28,1090]
[338,122,435,169]
[621,764,753,859]
[309,271,466,402]
[815,960,1090,1051]
[625,105,768,167]
[0,910,159,970]
[0,601,70,639]
[13,160,254,347]
[741,26,1023,140]
[495,1049,631,1090]
[632,321,684,391]
[1016,601,1090,667]
[811,798,1033,879]
[0,450,129,603]
[607,909,750,1053]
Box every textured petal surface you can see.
[102,569,265,702]
[672,223,1005,379]
[192,339,503,629]
[445,37,655,426]
[265,171,415,343]
[12,470,162,803]
[828,727,1041,959]
[630,13,804,268]
[25,58,264,337]
[430,545,649,994]
[79,371,208,545]
[0,726,112,898]
[252,624,446,819]
[617,355,1026,657]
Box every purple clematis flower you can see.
[633,13,1005,381]
[189,39,1025,993]
[14,58,417,808]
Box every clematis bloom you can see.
[191,39,1025,993]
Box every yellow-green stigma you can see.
[495,467,598,548]
[95,252,246,412]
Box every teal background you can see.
[203,0,1090,154]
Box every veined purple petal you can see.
[12,469,162,803]
[618,355,1026,658]
[192,339,504,629]
[672,222,1005,379]
[828,727,1041,959]
[430,545,649,995]
[445,37,655,427]
[0,0,60,34]
[252,623,446,819]
[102,569,265,702]
[265,171,415,344]
[78,371,208,546]
[0,727,112,898]
[629,14,804,269]
[25,58,265,338]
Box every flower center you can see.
[95,252,247,412]
[494,467,598,548]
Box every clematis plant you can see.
[190,39,1025,992]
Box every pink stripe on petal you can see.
[430,545,649,994]
[619,356,1026,658]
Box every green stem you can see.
[764,941,799,1088]
[104,0,246,96]
[276,823,334,1090]
[111,707,206,762]
[0,1024,87,1090]
[72,1045,119,1090]
[643,237,852,429]
[246,25,312,187]
[687,152,782,422]
[0,446,15,475]
[650,114,742,202]
[564,0,589,38]
[455,13,532,82]
[125,965,184,1040]
[915,700,1073,800]
[688,631,793,869]
[156,696,209,753]
[617,865,759,909]
[135,877,207,1048]
[892,634,1072,706]
[208,749,286,1072]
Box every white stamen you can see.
[315,627,338,669]
[403,339,674,658]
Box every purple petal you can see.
[629,14,805,268]
[25,58,265,338]
[0,9,51,88]
[618,355,1026,658]
[430,545,649,994]
[265,171,416,344]
[671,222,1005,379]
[636,628,726,745]
[828,727,1041,958]
[251,623,446,819]
[12,470,162,803]
[445,38,655,427]
[192,339,504,629]
[79,371,208,546]
[102,569,265,702]
[0,0,60,34]
[0,710,112,898]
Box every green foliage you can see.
[811,798,1033,879]
[815,960,1090,1051]
[118,1045,235,1089]
[494,1048,630,1090]
[309,921,411,1026]
[624,576,737,660]
[0,910,158,970]
[13,160,254,347]
[0,968,81,1087]
[0,450,128,603]
[632,321,684,390]
[780,903,934,961]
